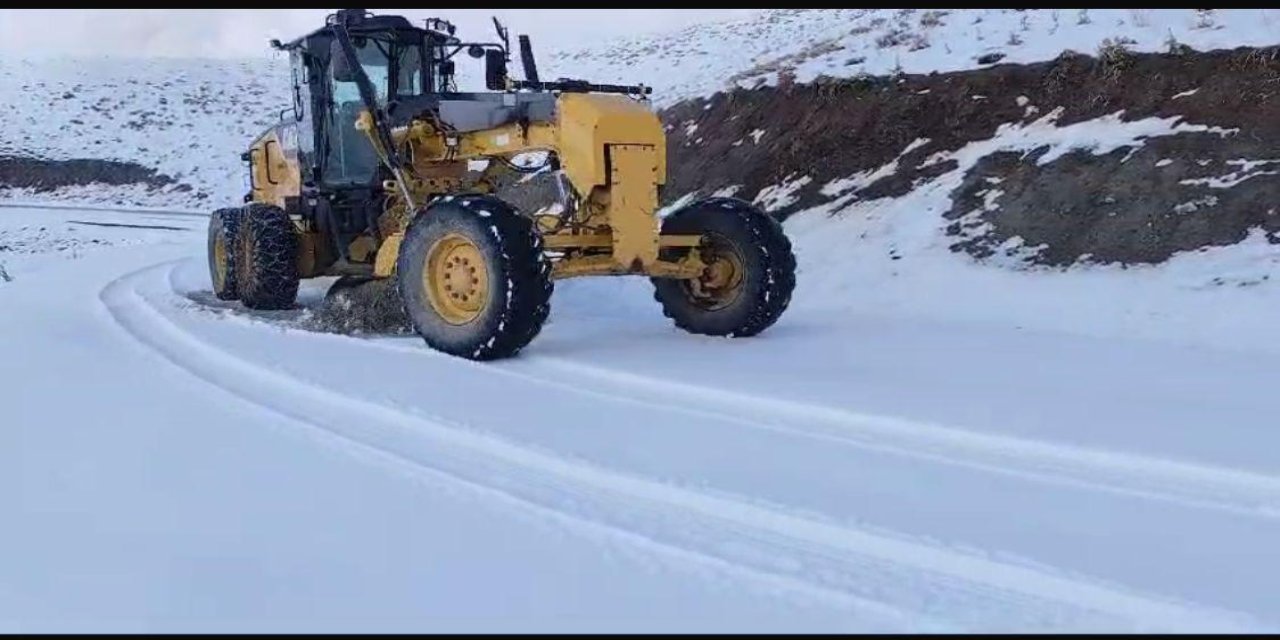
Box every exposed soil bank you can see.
[653,45,1280,266]
[0,155,183,193]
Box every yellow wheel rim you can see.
[212,234,228,291]
[687,233,746,310]
[424,233,490,325]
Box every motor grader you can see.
[208,9,796,360]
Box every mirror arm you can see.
[491,17,511,58]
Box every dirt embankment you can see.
[649,45,1280,266]
[0,155,182,194]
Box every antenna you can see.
[491,17,511,57]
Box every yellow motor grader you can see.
[208,9,796,360]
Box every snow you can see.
[1180,159,1280,189]
[989,109,1238,167]
[781,110,1280,353]
[545,9,1280,108]
[0,56,290,210]
[805,108,1252,269]
[752,175,811,212]
[0,205,202,280]
[5,8,1280,633]
[1172,194,1219,214]
[655,192,697,218]
[7,150,1280,630]
[823,137,931,197]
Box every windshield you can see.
[324,33,426,185]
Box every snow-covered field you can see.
[4,200,1280,632]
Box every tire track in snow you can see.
[98,259,1266,633]
[344,337,1280,521]
[0,201,206,218]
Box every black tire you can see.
[651,197,796,337]
[396,194,553,361]
[208,207,242,301]
[235,203,300,311]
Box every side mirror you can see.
[485,49,508,91]
[330,39,358,83]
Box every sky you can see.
[0,9,762,59]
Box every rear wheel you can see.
[208,207,242,300]
[235,203,300,311]
[396,195,553,360]
[652,197,796,337]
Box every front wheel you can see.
[396,195,553,361]
[651,197,796,337]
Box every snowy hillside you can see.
[4,9,1280,210]
[547,8,1280,106]
[0,56,289,209]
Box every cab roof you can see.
[278,13,442,50]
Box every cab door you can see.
[322,37,390,187]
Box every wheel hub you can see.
[424,233,490,325]
[687,234,746,309]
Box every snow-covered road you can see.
[3,205,1279,632]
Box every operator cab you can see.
[251,9,554,256]
[249,9,651,256]
[270,11,458,191]
[263,11,537,196]
[261,9,649,194]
